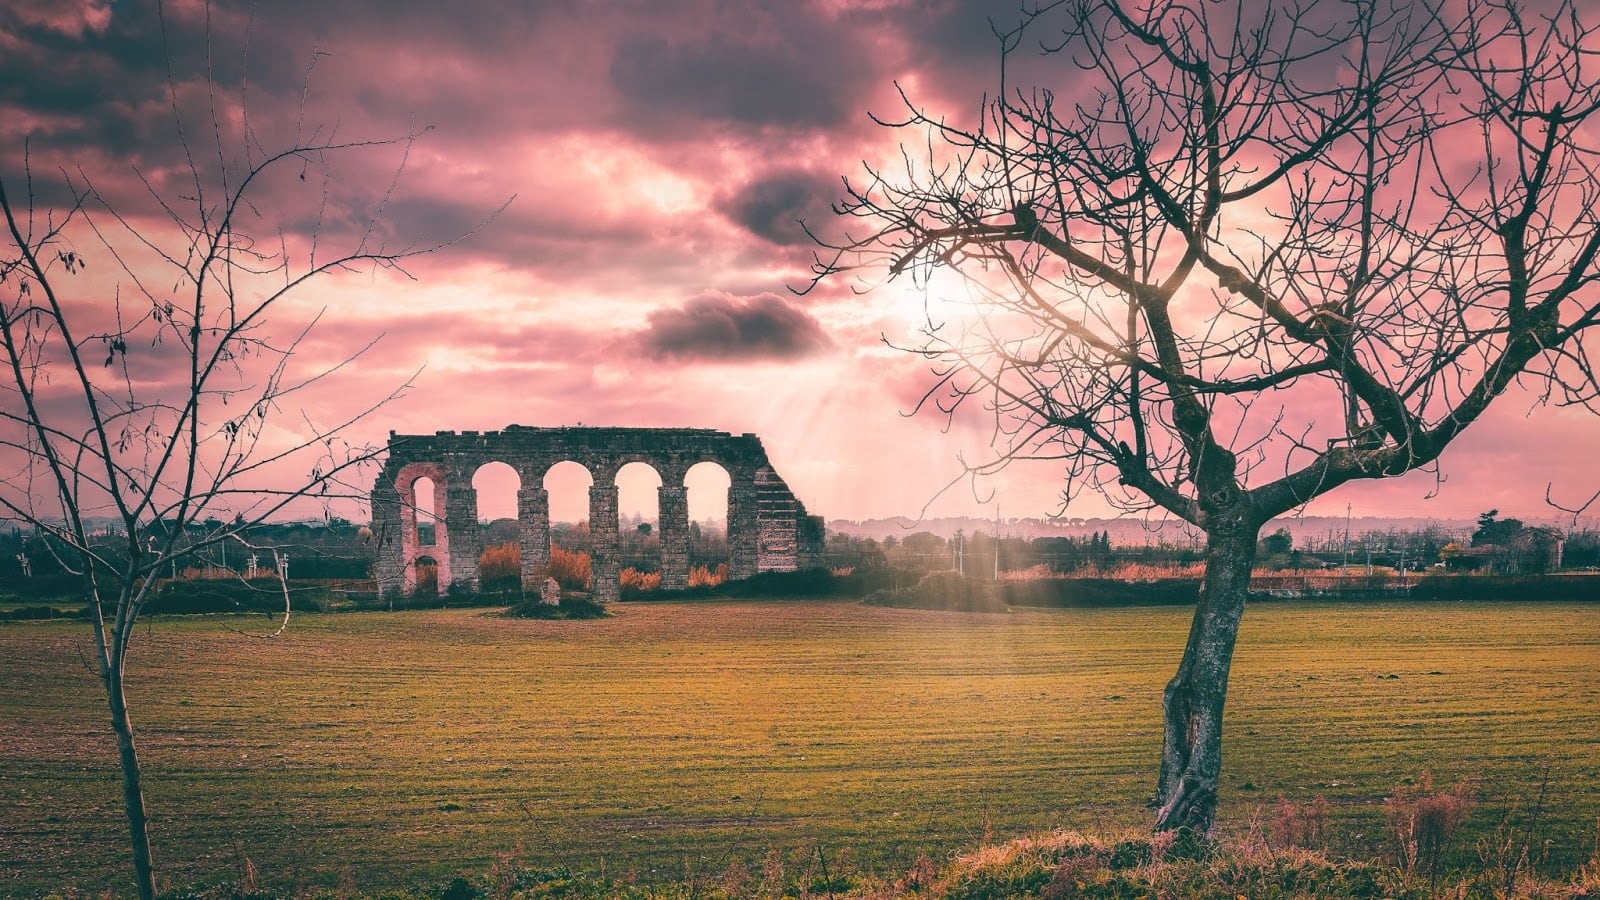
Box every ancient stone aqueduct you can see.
[372,426,826,601]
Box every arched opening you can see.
[616,461,663,574]
[473,461,521,591]
[412,475,438,546]
[544,460,594,591]
[413,555,439,597]
[685,461,731,582]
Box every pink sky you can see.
[4,0,1598,526]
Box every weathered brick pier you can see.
[371,426,825,600]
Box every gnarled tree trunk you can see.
[1154,515,1259,832]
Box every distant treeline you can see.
[0,519,373,586]
[825,523,1600,575]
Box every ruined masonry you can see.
[372,426,826,601]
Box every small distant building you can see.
[1509,526,1564,573]
[1445,527,1563,574]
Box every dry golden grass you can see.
[0,600,1596,895]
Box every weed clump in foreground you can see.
[420,830,1408,899]
[879,826,1600,899]
[148,822,1600,898]
[1385,771,1478,886]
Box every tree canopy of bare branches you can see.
[0,35,493,900]
[813,0,1600,831]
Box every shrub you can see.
[619,567,661,599]
[1097,560,1206,580]
[1,604,89,621]
[547,548,591,591]
[1410,573,1600,602]
[415,560,439,596]
[628,566,916,602]
[998,563,1055,581]
[1475,775,1560,896]
[688,563,727,587]
[1108,838,1152,870]
[998,577,1200,608]
[1274,796,1330,850]
[479,542,522,591]
[279,554,370,580]
[1161,826,1212,863]
[0,571,83,600]
[506,594,607,620]
[143,578,298,615]
[1387,771,1477,883]
[864,571,1006,612]
[178,566,240,580]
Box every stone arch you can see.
[541,459,600,595]
[684,460,732,577]
[392,461,449,590]
[412,475,439,546]
[616,460,663,527]
[615,461,664,576]
[543,460,594,549]
[394,462,446,535]
[472,461,521,523]
[472,461,522,590]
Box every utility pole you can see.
[994,505,1001,580]
[1343,503,1352,568]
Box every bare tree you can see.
[813,0,1600,831]
[0,34,490,900]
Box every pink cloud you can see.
[6,0,1600,528]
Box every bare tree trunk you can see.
[105,662,156,900]
[1154,517,1258,832]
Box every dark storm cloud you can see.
[609,31,862,131]
[5,0,876,274]
[598,0,942,137]
[893,0,1023,72]
[0,5,173,152]
[0,2,317,138]
[0,3,319,214]
[637,292,833,362]
[718,169,839,246]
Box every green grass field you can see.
[2,600,1597,896]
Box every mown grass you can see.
[1,600,1597,896]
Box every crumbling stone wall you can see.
[371,426,825,601]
